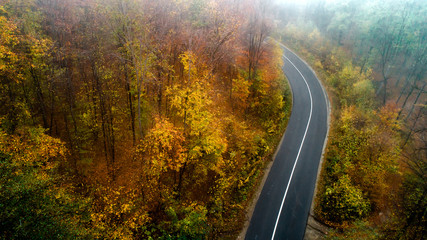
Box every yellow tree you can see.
[136,117,186,206]
[167,51,227,197]
[0,7,29,132]
[356,104,401,210]
[0,5,52,132]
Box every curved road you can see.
[245,45,329,240]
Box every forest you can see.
[0,0,289,239]
[1,0,426,239]
[274,0,426,239]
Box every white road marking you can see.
[271,53,314,240]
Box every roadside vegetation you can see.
[0,0,289,239]
[274,0,426,239]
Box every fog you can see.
[274,0,338,5]
[273,0,426,131]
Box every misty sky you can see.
[274,0,337,5]
[274,0,308,4]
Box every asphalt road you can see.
[245,45,329,240]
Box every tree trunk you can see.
[125,62,136,145]
[30,67,48,129]
[402,102,425,148]
[398,84,416,119]
[405,82,426,121]
[396,76,411,104]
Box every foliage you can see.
[320,174,370,224]
[326,220,379,240]
[0,126,93,239]
[249,42,286,135]
[380,166,427,240]
[0,0,290,238]
[278,10,427,239]
[163,203,209,239]
[316,102,402,226]
[276,0,426,237]
[90,186,149,240]
[0,5,52,132]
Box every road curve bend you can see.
[245,44,329,240]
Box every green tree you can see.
[320,175,370,225]
[0,126,93,239]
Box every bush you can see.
[319,175,370,225]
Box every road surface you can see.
[245,45,329,240]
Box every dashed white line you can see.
[271,54,314,240]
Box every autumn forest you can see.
[275,0,426,239]
[0,0,291,239]
[1,0,426,239]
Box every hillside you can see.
[0,0,289,239]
